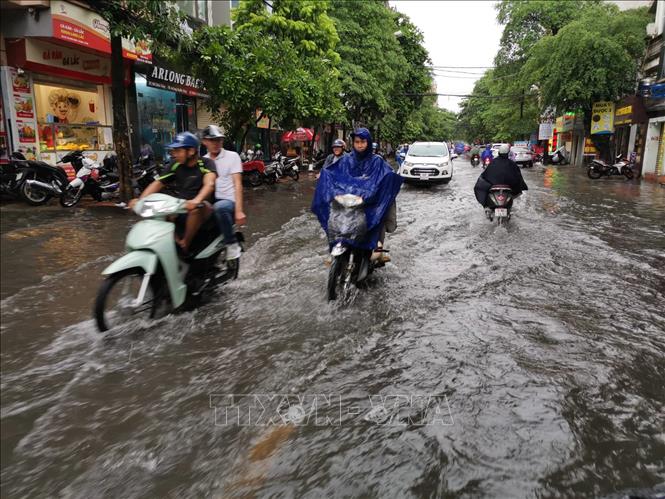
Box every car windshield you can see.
[512,148,529,153]
[408,143,448,157]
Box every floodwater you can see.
[1,164,664,498]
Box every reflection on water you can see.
[1,167,664,497]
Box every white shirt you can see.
[205,149,242,202]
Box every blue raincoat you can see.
[311,128,402,250]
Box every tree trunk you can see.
[110,35,133,202]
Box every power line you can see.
[427,65,495,69]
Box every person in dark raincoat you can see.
[311,128,402,259]
[474,143,528,207]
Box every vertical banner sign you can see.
[591,101,615,135]
[2,68,39,159]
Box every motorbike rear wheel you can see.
[327,253,350,301]
[60,186,84,207]
[94,268,168,332]
[20,172,52,206]
[247,170,263,187]
[289,169,300,181]
[587,167,602,180]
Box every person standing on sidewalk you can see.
[201,125,246,260]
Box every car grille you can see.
[411,168,439,176]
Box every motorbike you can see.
[587,154,635,180]
[132,154,162,195]
[21,151,83,205]
[266,152,300,182]
[326,194,385,302]
[60,152,119,207]
[485,185,514,226]
[1,152,31,199]
[548,146,568,165]
[470,154,480,167]
[94,193,242,332]
[482,157,491,169]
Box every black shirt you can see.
[158,158,215,200]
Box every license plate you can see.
[419,173,429,180]
[15,172,23,180]
[495,208,508,217]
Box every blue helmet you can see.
[167,132,199,149]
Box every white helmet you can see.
[498,144,510,155]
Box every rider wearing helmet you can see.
[475,143,528,209]
[131,131,216,253]
[322,139,346,170]
[201,125,245,260]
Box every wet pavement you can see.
[1,163,664,498]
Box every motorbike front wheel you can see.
[288,169,300,181]
[622,167,635,180]
[60,187,84,207]
[20,172,52,206]
[94,268,168,332]
[327,253,353,302]
[587,167,602,180]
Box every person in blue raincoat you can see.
[480,144,493,163]
[311,128,402,262]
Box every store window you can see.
[136,75,177,164]
[34,82,113,156]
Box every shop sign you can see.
[146,65,209,98]
[1,68,39,159]
[50,0,151,62]
[560,112,575,132]
[25,39,111,82]
[591,101,615,135]
[538,122,553,140]
[255,109,270,129]
[614,105,633,126]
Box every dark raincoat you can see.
[474,155,529,206]
[311,128,402,249]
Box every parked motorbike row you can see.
[0,151,162,207]
[240,150,300,187]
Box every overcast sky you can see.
[390,1,503,113]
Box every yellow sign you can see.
[614,105,633,126]
[591,101,615,134]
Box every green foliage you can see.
[192,0,343,141]
[522,5,651,111]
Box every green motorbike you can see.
[94,193,241,332]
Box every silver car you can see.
[510,146,534,168]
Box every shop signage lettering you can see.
[24,39,111,81]
[150,66,204,89]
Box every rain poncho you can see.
[311,128,403,249]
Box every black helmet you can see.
[202,125,225,139]
[332,139,345,148]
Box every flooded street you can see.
[1,163,664,498]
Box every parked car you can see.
[510,146,534,168]
[399,141,454,184]
[491,143,510,158]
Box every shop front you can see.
[0,0,151,163]
[131,62,207,163]
[642,115,665,183]
[2,38,113,164]
[612,95,647,175]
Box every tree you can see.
[522,4,651,113]
[88,0,187,201]
[192,0,342,150]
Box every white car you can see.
[510,146,534,168]
[399,142,454,184]
[491,143,510,158]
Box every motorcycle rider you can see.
[201,125,245,260]
[480,144,493,164]
[474,143,528,213]
[312,127,402,263]
[322,139,346,170]
[130,132,216,254]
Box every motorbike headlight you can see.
[334,194,364,208]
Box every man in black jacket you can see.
[474,143,528,209]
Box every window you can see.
[407,143,449,157]
[176,0,208,22]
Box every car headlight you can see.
[403,161,413,167]
[440,161,449,166]
[334,194,364,208]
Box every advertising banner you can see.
[591,101,615,135]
